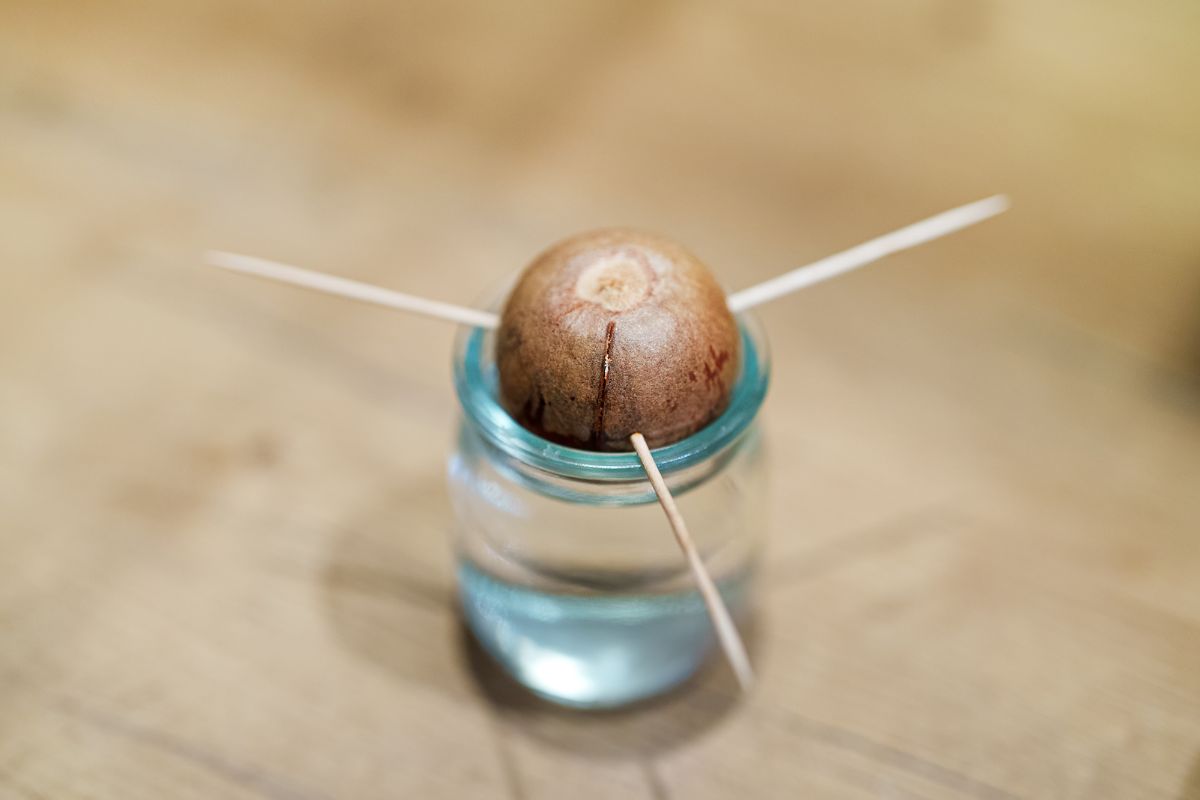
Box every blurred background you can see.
[2,1,1198,797]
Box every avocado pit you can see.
[497,229,739,451]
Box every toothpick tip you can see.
[205,250,248,271]
[630,431,755,693]
[201,249,501,328]
[725,193,1012,313]
[979,194,1011,213]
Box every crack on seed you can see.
[591,320,616,448]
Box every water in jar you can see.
[448,428,762,708]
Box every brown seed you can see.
[497,229,740,451]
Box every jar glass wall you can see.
[447,315,770,708]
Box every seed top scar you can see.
[575,249,655,312]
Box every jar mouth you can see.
[452,311,770,481]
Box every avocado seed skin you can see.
[497,229,740,451]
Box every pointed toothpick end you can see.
[204,250,228,266]
[630,432,755,694]
[201,250,501,328]
[982,194,1011,213]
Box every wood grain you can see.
[1,1,1198,797]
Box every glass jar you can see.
[447,314,770,709]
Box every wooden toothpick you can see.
[725,194,1009,313]
[206,251,500,329]
[208,195,1006,328]
[630,432,754,693]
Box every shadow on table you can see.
[320,478,749,759]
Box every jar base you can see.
[457,561,747,709]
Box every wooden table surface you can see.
[3,2,1199,797]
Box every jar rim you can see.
[451,312,770,481]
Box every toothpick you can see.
[725,195,1009,313]
[630,432,754,693]
[208,195,1007,327]
[206,251,500,329]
